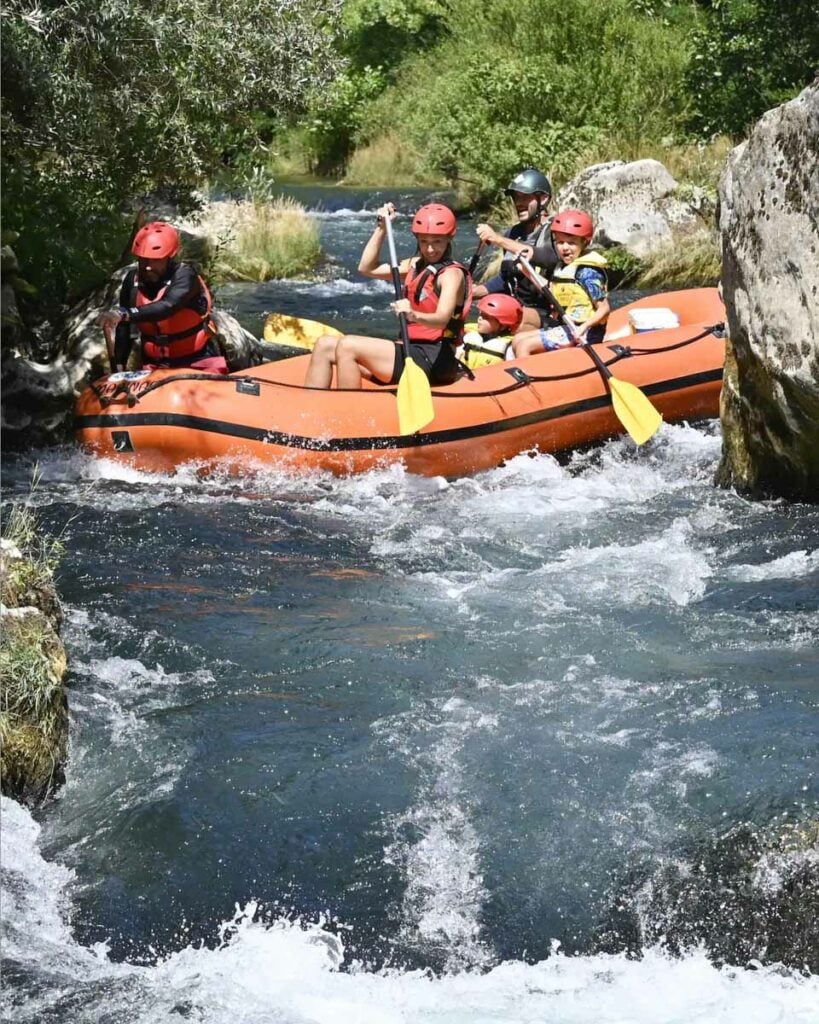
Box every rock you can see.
[0,544,68,805]
[556,159,702,258]
[1,244,20,274]
[212,309,268,370]
[715,78,819,501]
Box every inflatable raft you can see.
[74,288,725,478]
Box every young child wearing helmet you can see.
[459,294,524,370]
[304,202,473,390]
[512,208,610,358]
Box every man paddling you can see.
[98,221,227,374]
[472,167,558,331]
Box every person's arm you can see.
[476,223,533,258]
[127,264,200,323]
[358,203,411,280]
[391,265,464,330]
[573,269,610,340]
[574,297,610,340]
[98,270,136,370]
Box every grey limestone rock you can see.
[556,159,702,258]
[716,78,819,501]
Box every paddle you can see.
[516,256,662,445]
[467,242,485,277]
[262,313,342,351]
[102,322,116,372]
[384,213,435,435]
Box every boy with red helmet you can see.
[512,209,610,358]
[460,294,524,369]
[305,202,473,389]
[98,221,227,374]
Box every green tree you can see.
[685,0,819,137]
[1,0,344,313]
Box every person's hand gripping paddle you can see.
[384,213,435,435]
[517,256,662,445]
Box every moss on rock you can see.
[0,507,69,805]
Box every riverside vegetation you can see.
[0,493,68,804]
[2,0,817,325]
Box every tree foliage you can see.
[356,0,695,199]
[1,0,344,310]
[684,0,819,137]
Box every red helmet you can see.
[411,204,457,237]
[550,209,593,240]
[132,221,180,259]
[477,293,523,331]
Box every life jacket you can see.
[459,328,511,370]
[403,258,473,343]
[134,265,217,364]
[550,251,608,326]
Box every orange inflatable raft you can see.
[74,288,725,478]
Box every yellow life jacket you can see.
[550,251,608,326]
[459,328,512,370]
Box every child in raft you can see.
[304,202,471,389]
[459,294,524,369]
[512,209,610,358]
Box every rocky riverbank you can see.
[0,507,68,805]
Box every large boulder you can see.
[556,159,704,258]
[715,79,819,501]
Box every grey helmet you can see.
[504,168,553,198]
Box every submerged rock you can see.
[716,78,819,501]
[555,159,703,258]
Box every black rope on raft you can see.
[93,324,724,406]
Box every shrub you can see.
[0,0,344,313]
[685,0,819,138]
[192,198,322,282]
[356,0,694,202]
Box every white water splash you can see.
[3,801,818,1024]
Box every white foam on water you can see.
[379,699,497,972]
[539,518,716,607]
[725,549,819,582]
[309,207,378,220]
[298,277,393,298]
[2,810,817,1024]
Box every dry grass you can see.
[557,134,734,194]
[343,133,441,188]
[188,198,322,282]
[637,228,721,289]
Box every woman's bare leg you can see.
[304,334,341,389]
[336,335,397,389]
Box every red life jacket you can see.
[403,259,473,343]
[134,266,216,364]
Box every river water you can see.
[2,186,818,1023]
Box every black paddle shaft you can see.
[517,256,613,381]
[384,215,413,359]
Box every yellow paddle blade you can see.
[609,377,663,445]
[397,357,435,435]
[263,313,341,351]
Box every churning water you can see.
[2,189,818,1022]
